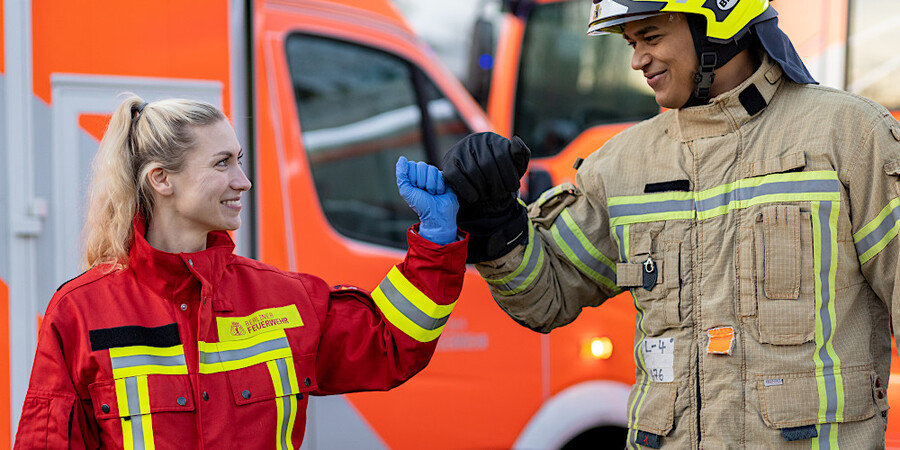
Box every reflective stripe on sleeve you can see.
[484,224,545,295]
[853,196,900,264]
[551,209,620,293]
[198,329,292,374]
[371,266,456,343]
[109,345,188,379]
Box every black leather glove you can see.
[442,132,531,263]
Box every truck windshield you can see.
[515,0,659,158]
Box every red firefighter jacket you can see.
[14,217,467,449]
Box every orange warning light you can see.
[584,337,614,360]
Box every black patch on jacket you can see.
[781,425,818,442]
[90,323,181,351]
[634,431,661,449]
[644,180,690,193]
[739,84,767,116]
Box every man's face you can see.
[622,13,698,109]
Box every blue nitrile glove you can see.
[396,156,459,245]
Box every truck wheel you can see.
[561,426,628,449]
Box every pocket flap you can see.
[89,375,195,420]
[230,354,317,406]
[616,261,663,288]
[758,367,876,429]
[530,183,579,229]
[629,383,677,436]
[743,152,806,178]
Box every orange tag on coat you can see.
[707,327,734,355]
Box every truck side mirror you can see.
[523,168,554,204]
[466,17,495,109]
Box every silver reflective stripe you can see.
[124,376,145,449]
[696,179,840,213]
[815,202,840,422]
[553,214,616,283]
[615,225,627,262]
[490,229,543,293]
[199,336,289,364]
[854,202,900,260]
[608,198,694,219]
[536,185,565,207]
[111,353,187,370]
[276,358,292,449]
[378,278,450,330]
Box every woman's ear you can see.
[147,167,174,197]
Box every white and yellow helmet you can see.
[586,0,815,103]
[587,0,773,42]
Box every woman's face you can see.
[164,119,251,237]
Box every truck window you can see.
[286,34,469,249]
[515,0,659,158]
[847,0,900,110]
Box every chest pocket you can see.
[89,370,195,448]
[617,222,687,337]
[201,327,317,440]
[752,205,815,345]
[738,153,817,345]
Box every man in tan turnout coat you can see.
[441,0,900,448]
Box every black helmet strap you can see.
[684,14,755,107]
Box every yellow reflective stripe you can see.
[486,224,536,285]
[608,191,693,207]
[112,364,188,379]
[201,328,287,353]
[121,415,135,450]
[199,347,292,374]
[198,329,292,374]
[115,376,154,450]
[550,213,620,292]
[110,345,185,358]
[535,185,566,207]
[137,375,155,450]
[268,361,288,450]
[115,377,130,417]
[283,357,300,444]
[109,345,188,379]
[385,267,455,319]
[267,358,299,450]
[370,291,444,343]
[812,202,845,424]
[697,193,840,220]
[484,225,546,295]
[371,267,455,342]
[854,196,900,264]
[609,171,841,226]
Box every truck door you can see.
[253,2,490,447]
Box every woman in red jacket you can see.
[14,95,467,449]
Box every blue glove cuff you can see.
[418,222,457,246]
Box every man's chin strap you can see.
[684,14,756,108]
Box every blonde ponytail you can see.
[82,94,225,270]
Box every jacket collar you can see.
[128,215,235,304]
[672,53,784,142]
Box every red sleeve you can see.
[14,301,96,449]
[311,227,467,395]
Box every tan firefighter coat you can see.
[476,54,900,448]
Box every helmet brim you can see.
[587,13,663,36]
